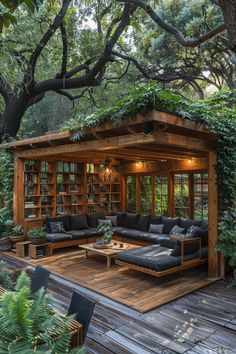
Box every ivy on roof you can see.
[63,83,236,268]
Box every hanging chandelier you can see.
[99,160,118,184]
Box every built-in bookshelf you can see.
[86,163,121,214]
[24,160,121,219]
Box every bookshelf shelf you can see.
[24,161,121,219]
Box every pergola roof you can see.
[1,110,218,161]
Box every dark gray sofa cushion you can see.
[70,214,88,230]
[115,228,141,240]
[125,213,140,229]
[201,220,208,229]
[86,213,105,228]
[196,228,208,246]
[159,238,177,249]
[139,233,169,244]
[84,228,102,237]
[149,215,162,225]
[149,224,164,234]
[113,212,126,226]
[46,233,72,242]
[137,216,150,231]
[116,245,180,271]
[161,216,179,234]
[179,218,201,230]
[66,230,87,239]
[46,215,70,233]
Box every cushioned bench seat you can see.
[113,227,169,244]
[46,233,72,242]
[116,245,208,272]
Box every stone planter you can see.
[0,237,12,251]
[9,235,25,244]
[30,237,46,245]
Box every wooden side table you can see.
[16,241,31,258]
[170,236,202,265]
[29,243,51,259]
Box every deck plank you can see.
[1,253,236,354]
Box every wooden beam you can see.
[154,111,218,139]
[208,151,219,278]
[13,157,24,225]
[16,130,212,159]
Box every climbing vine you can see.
[0,144,14,236]
[64,84,236,267]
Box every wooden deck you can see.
[4,248,215,313]
[1,253,236,354]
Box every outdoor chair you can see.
[67,291,95,343]
[30,265,51,294]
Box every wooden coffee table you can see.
[79,242,140,268]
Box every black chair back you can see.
[67,291,95,343]
[30,265,50,294]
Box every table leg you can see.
[107,256,112,268]
[84,249,88,260]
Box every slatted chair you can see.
[67,291,95,344]
[30,265,51,294]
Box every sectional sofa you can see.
[45,212,208,273]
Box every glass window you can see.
[194,173,208,220]
[174,174,189,218]
[155,176,168,215]
[140,175,152,215]
[126,176,136,213]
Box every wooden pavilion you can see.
[5,110,220,278]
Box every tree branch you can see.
[59,22,68,76]
[112,51,150,78]
[24,0,72,86]
[119,0,225,48]
[0,74,13,104]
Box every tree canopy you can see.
[0,0,236,140]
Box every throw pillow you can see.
[49,221,66,234]
[46,215,70,233]
[98,219,112,227]
[169,225,185,236]
[149,224,164,234]
[105,215,117,226]
[161,216,179,234]
[186,225,201,237]
[137,215,150,231]
[70,214,88,230]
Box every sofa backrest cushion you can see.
[201,220,208,229]
[46,215,70,233]
[125,213,140,229]
[137,215,150,231]
[179,218,201,230]
[149,224,164,234]
[87,213,105,228]
[70,214,88,230]
[113,212,126,226]
[161,216,179,234]
[149,215,162,225]
[98,219,112,227]
[105,215,117,226]
[196,228,208,246]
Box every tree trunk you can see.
[219,0,236,52]
[0,96,27,141]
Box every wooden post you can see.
[13,157,24,226]
[168,173,174,217]
[208,151,219,278]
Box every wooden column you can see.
[189,173,194,219]
[13,156,24,226]
[168,173,174,217]
[208,151,219,278]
